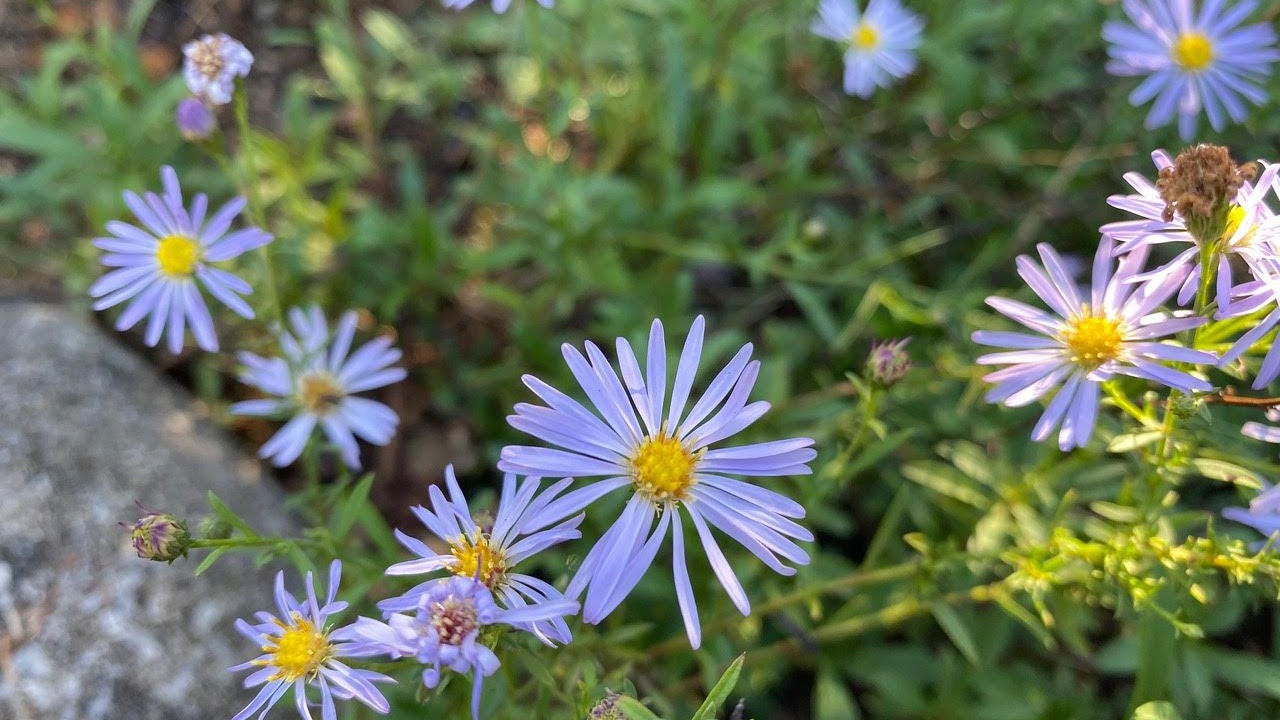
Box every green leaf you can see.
[930,602,980,665]
[207,491,259,538]
[192,547,227,576]
[813,669,861,720]
[616,696,664,720]
[692,654,745,720]
[1108,431,1163,453]
[331,473,375,537]
[1132,701,1182,720]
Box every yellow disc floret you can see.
[155,234,202,277]
[852,22,880,51]
[1172,32,1213,72]
[631,433,698,502]
[451,533,508,587]
[297,372,345,415]
[258,613,332,682]
[1061,312,1124,367]
[1222,204,1257,249]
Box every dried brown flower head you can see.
[1155,144,1256,228]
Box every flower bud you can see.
[866,337,911,388]
[588,692,622,720]
[1167,393,1204,420]
[123,507,191,562]
[175,97,216,141]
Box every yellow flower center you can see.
[155,234,202,277]
[631,434,698,502]
[450,534,508,587]
[1222,204,1256,249]
[1061,312,1124,367]
[297,372,345,415]
[851,22,880,51]
[258,613,332,682]
[1171,32,1213,72]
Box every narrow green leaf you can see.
[1108,431,1163,453]
[692,654,745,720]
[616,696,664,720]
[1132,701,1181,720]
[929,602,980,665]
[332,473,376,537]
[813,669,861,720]
[207,491,258,537]
[193,547,227,576]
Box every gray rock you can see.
[0,302,294,719]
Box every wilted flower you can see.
[230,561,393,720]
[499,316,815,648]
[973,238,1215,450]
[88,166,273,354]
[175,97,215,140]
[1103,0,1280,139]
[342,576,577,720]
[1102,147,1280,309]
[183,33,253,105]
[231,306,406,469]
[866,337,912,387]
[381,465,582,644]
[811,0,924,98]
[442,0,554,12]
[122,506,190,562]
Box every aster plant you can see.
[811,0,924,98]
[499,316,815,648]
[973,237,1215,450]
[381,465,583,645]
[1103,0,1280,139]
[231,561,393,720]
[343,576,578,720]
[89,165,272,354]
[232,306,406,469]
[183,33,254,106]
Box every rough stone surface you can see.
[0,302,294,719]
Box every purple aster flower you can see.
[1222,481,1280,544]
[811,0,924,98]
[230,560,393,720]
[1103,0,1280,140]
[442,0,554,11]
[88,166,272,354]
[175,97,216,140]
[183,33,253,105]
[1214,230,1280,387]
[1102,150,1280,309]
[972,237,1216,451]
[380,465,582,645]
[1242,406,1280,445]
[498,316,815,649]
[231,306,406,469]
[343,576,577,720]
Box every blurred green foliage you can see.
[8,0,1280,718]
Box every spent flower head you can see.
[1103,0,1280,139]
[122,505,190,562]
[1103,147,1280,309]
[811,0,924,98]
[183,33,253,105]
[89,166,273,354]
[972,238,1215,450]
[230,561,393,720]
[380,465,582,645]
[499,316,815,648]
[232,306,406,469]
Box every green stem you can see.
[232,83,283,326]
[648,561,921,657]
